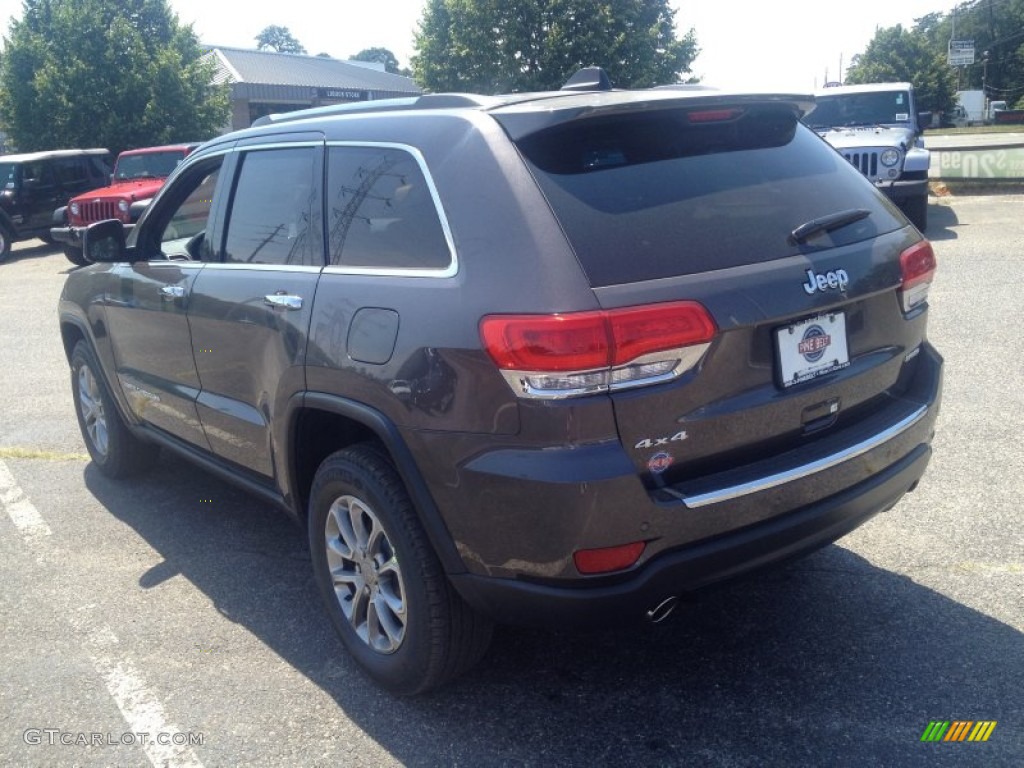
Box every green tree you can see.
[351,47,404,75]
[941,0,1024,108]
[412,0,698,93]
[255,24,306,54]
[844,24,957,117]
[0,0,229,154]
[848,2,1024,114]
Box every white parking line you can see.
[0,459,52,540]
[1,458,205,768]
[68,609,206,768]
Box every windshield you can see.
[114,151,187,181]
[805,91,912,129]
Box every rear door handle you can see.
[264,293,303,310]
[160,285,185,300]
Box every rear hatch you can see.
[494,94,935,499]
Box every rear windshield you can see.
[514,104,905,287]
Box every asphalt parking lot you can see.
[1,194,1022,767]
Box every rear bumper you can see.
[443,342,942,627]
[451,442,931,627]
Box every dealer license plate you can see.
[776,312,850,387]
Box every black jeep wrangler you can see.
[0,148,112,262]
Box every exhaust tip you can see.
[646,596,679,624]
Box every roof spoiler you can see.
[561,67,613,92]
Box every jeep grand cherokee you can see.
[59,69,942,694]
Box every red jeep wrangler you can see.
[51,143,198,265]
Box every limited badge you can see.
[647,452,674,474]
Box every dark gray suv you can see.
[59,70,943,694]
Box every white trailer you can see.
[952,90,986,126]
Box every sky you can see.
[0,0,952,92]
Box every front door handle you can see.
[160,285,185,300]
[264,293,303,310]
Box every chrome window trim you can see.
[202,263,323,274]
[231,141,325,152]
[681,405,929,509]
[323,141,458,279]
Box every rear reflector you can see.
[480,302,716,399]
[899,240,936,312]
[574,541,646,575]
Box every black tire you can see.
[903,194,928,232]
[309,444,493,695]
[70,341,158,477]
[64,245,88,266]
[0,224,12,263]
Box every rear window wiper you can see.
[789,208,871,244]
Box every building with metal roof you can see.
[205,46,422,130]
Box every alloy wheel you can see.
[77,364,109,457]
[323,494,407,654]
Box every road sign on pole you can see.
[949,40,975,66]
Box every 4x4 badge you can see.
[635,431,687,450]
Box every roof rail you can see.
[651,84,720,92]
[561,67,613,92]
[249,93,501,127]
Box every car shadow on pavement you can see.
[925,201,960,241]
[84,456,1023,766]
[4,241,62,264]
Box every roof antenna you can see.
[561,66,613,92]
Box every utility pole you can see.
[951,3,961,90]
[982,50,989,113]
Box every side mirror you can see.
[82,219,128,262]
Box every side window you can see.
[326,146,452,271]
[24,161,54,186]
[89,155,113,181]
[137,156,223,262]
[223,147,320,266]
[160,169,220,258]
[55,157,88,186]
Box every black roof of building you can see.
[205,46,421,102]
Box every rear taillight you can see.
[480,301,716,399]
[899,240,936,313]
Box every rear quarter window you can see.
[514,105,906,287]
